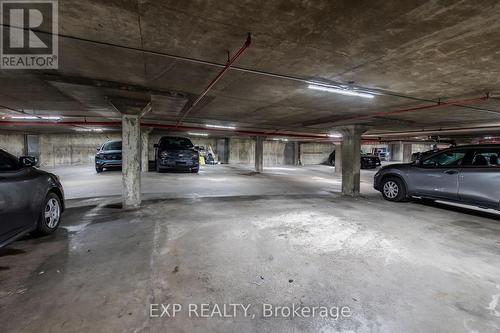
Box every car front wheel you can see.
[381,177,407,202]
[36,193,62,235]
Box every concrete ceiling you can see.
[1,0,500,138]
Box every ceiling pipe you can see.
[0,120,337,140]
[365,124,500,138]
[176,33,252,126]
[330,95,490,124]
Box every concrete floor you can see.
[1,165,500,332]
[46,164,374,201]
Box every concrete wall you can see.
[361,144,388,154]
[299,142,334,165]
[0,133,24,157]
[39,133,121,167]
[228,138,256,165]
[411,143,433,154]
[1,131,337,167]
[228,138,288,166]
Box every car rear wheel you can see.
[381,177,407,202]
[35,193,62,235]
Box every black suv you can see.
[155,136,199,173]
[95,140,122,173]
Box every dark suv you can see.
[95,140,122,173]
[0,149,64,248]
[374,144,500,210]
[155,136,199,173]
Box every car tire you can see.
[191,167,199,173]
[35,193,62,235]
[96,166,103,173]
[381,177,408,202]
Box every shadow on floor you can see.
[414,199,500,221]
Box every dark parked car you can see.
[0,149,64,248]
[95,140,122,173]
[374,144,500,210]
[328,151,381,169]
[155,136,199,173]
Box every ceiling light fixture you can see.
[328,133,342,138]
[272,138,288,142]
[10,115,62,120]
[308,84,375,99]
[75,128,104,132]
[206,124,236,130]
[188,132,209,137]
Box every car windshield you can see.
[103,141,122,151]
[159,138,194,149]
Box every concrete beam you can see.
[122,113,141,208]
[255,136,264,173]
[337,125,368,196]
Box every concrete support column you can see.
[334,143,342,175]
[141,128,152,172]
[338,125,367,196]
[255,136,264,173]
[122,114,141,209]
[403,143,412,163]
[294,142,300,166]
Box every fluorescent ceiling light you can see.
[206,124,236,130]
[328,133,342,138]
[188,132,209,137]
[308,84,375,99]
[272,138,288,142]
[75,128,104,132]
[10,115,62,120]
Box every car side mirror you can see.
[96,147,100,151]
[19,156,36,167]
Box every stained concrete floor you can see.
[1,165,500,332]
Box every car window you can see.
[103,141,122,151]
[0,150,21,172]
[159,138,194,149]
[422,150,466,167]
[462,149,500,167]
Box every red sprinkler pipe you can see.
[0,120,333,140]
[338,95,490,123]
[176,33,252,126]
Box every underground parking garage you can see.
[1,1,500,332]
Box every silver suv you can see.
[374,144,500,210]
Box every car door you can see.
[408,149,469,200]
[458,148,500,209]
[0,151,34,240]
